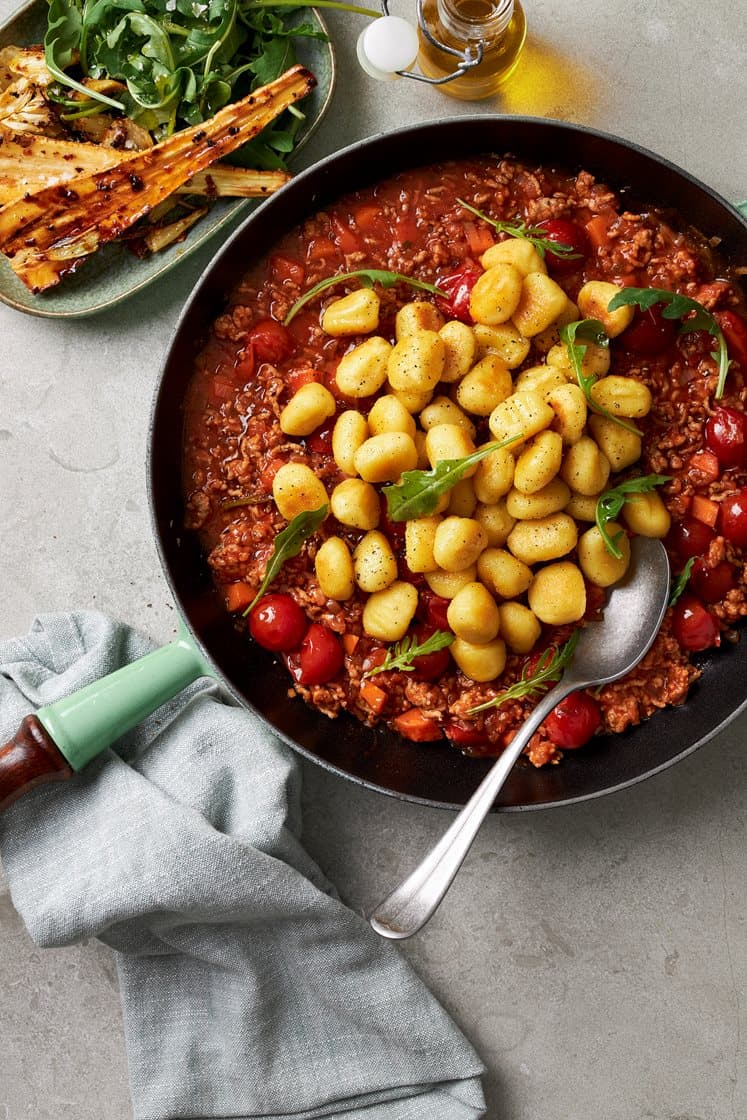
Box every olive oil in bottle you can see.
[418,0,526,100]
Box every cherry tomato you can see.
[306,420,334,454]
[418,591,451,632]
[543,691,601,749]
[718,487,747,547]
[690,559,736,603]
[535,218,589,273]
[620,305,677,356]
[445,719,490,747]
[435,262,482,323]
[249,593,308,652]
[409,625,452,681]
[668,518,716,560]
[247,319,294,366]
[294,623,344,685]
[704,406,747,468]
[671,594,720,651]
[715,310,747,368]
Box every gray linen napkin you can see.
[0,612,486,1120]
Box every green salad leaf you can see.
[363,630,454,679]
[244,503,327,614]
[607,287,731,399]
[559,319,643,437]
[668,557,695,607]
[43,0,345,155]
[383,436,521,522]
[594,474,670,559]
[45,0,126,110]
[284,268,447,326]
[456,198,582,260]
[468,631,580,714]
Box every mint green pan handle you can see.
[0,625,215,810]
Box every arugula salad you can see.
[43,0,329,166]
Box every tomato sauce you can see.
[183,155,747,765]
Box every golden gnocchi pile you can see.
[270,237,672,685]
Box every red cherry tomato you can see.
[306,420,334,454]
[293,623,344,685]
[715,310,747,368]
[535,218,589,273]
[543,691,601,749]
[621,305,677,356]
[718,487,747,547]
[704,406,747,468]
[445,719,490,747]
[418,591,451,632]
[249,593,308,652]
[247,319,294,366]
[690,559,736,603]
[671,595,720,651]
[435,262,482,323]
[668,518,716,560]
[409,624,452,681]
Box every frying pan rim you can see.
[148,113,747,812]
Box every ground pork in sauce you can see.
[183,155,747,767]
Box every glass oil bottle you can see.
[418,0,527,100]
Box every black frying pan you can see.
[147,117,742,810]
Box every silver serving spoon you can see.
[370,536,670,940]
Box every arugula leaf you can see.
[607,287,731,399]
[44,0,335,157]
[595,474,670,559]
[284,269,447,326]
[45,0,126,110]
[456,198,581,260]
[243,503,327,614]
[468,631,580,714]
[363,630,454,679]
[668,557,695,607]
[383,436,521,522]
[559,319,643,437]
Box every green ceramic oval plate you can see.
[0,0,335,318]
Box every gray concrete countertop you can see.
[1,2,745,1117]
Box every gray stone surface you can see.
[0,1,745,1117]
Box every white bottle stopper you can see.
[357,16,420,81]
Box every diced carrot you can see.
[354,203,382,232]
[212,376,236,401]
[342,633,360,655]
[360,681,387,716]
[286,367,318,393]
[259,458,284,493]
[394,213,419,244]
[223,582,255,613]
[691,494,719,527]
[393,709,443,742]
[584,214,613,251]
[271,254,305,285]
[688,449,720,483]
[463,220,495,257]
[331,215,362,255]
[307,237,337,261]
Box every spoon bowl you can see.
[559,536,671,690]
[370,537,671,940]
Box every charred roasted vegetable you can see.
[0,128,289,206]
[0,64,313,291]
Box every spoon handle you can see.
[369,678,573,940]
